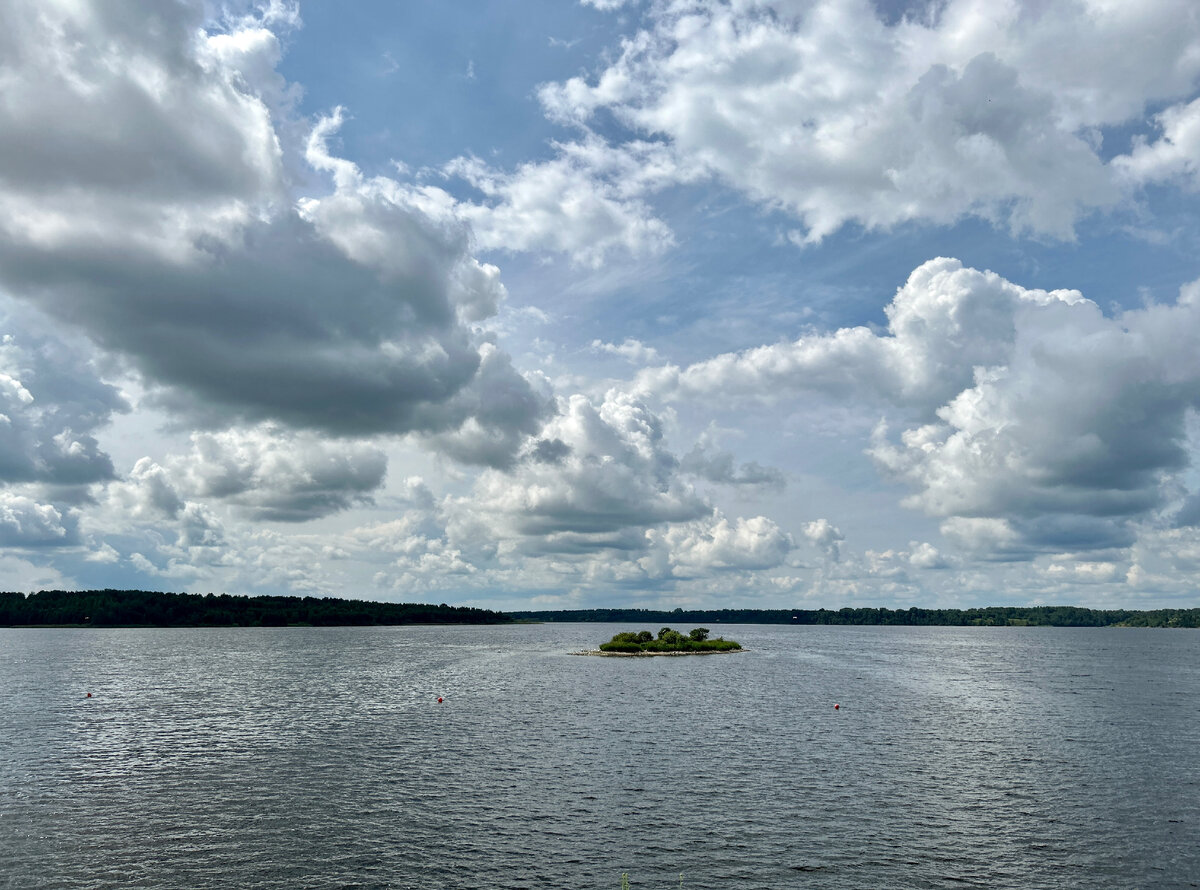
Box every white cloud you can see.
[908,541,950,570]
[802,518,844,561]
[641,258,1084,416]
[867,275,1200,552]
[0,1,546,466]
[679,440,785,488]
[468,390,707,553]
[169,426,388,522]
[592,338,662,365]
[0,0,284,261]
[0,327,127,487]
[441,139,679,267]
[0,553,76,590]
[538,0,1200,241]
[1114,96,1200,189]
[642,510,792,575]
[0,492,75,547]
[643,258,1200,557]
[114,458,186,520]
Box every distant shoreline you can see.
[3,590,1200,629]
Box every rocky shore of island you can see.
[571,648,746,656]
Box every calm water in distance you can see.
[2,623,1199,889]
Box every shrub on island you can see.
[598,627,742,653]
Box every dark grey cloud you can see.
[0,325,127,486]
[1171,493,1200,528]
[173,427,389,522]
[0,1,277,203]
[681,443,786,488]
[0,0,547,465]
[528,438,571,464]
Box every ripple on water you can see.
[2,624,1199,889]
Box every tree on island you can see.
[598,627,741,653]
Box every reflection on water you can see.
[2,624,1199,888]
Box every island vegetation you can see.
[598,627,742,654]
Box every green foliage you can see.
[599,641,644,653]
[601,628,742,653]
[656,628,687,647]
[0,589,511,627]
[511,605,1200,629]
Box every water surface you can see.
[2,623,1198,888]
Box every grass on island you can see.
[598,627,742,653]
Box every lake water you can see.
[2,623,1199,889]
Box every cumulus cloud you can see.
[114,458,186,520]
[680,441,785,488]
[867,274,1200,552]
[440,139,679,266]
[104,455,227,566]
[803,518,844,562]
[0,329,127,486]
[642,510,792,576]
[645,258,1200,557]
[0,492,77,547]
[418,342,553,468]
[908,541,950,570]
[169,426,388,522]
[428,388,790,583]
[642,258,1083,416]
[1114,96,1200,189]
[592,338,662,365]
[537,0,1200,240]
[469,390,708,553]
[0,1,546,466]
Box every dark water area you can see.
[2,623,1199,889]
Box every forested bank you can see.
[509,606,1200,628]
[0,589,511,627]
[4,591,1199,628]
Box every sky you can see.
[3,0,1200,610]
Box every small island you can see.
[575,626,743,656]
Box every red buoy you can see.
[437,697,443,703]
[833,703,839,710]
[86,693,92,698]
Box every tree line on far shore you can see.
[0,589,510,627]
[510,605,1200,628]
[3,590,1200,629]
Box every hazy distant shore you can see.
[3,590,1200,628]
